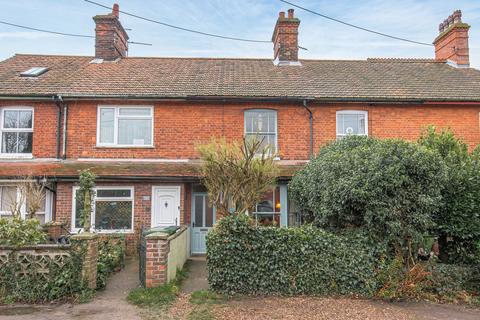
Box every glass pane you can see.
[99,108,114,144]
[194,195,204,227]
[118,108,151,116]
[97,189,131,198]
[255,213,280,227]
[95,200,132,230]
[245,113,253,132]
[256,189,274,212]
[205,198,214,227]
[274,187,280,213]
[337,113,366,135]
[118,119,151,145]
[268,112,276,133]
[2,132,18,153]
[0,186,16,212]
[18,111,33,128]
[17,132,32,153]
[34,213,46,224]
[75,190,83,229]
[3,111,18,128]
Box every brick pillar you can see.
[145,232,170,288]
[71,233,99,289]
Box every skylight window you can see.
[20,67,49,77]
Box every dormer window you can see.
[20,67,49,77]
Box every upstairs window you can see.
[97,106,153,147]
[244,109,277,154]
[1,108,33,155]
[336,110,368,139]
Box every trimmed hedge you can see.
[206,215,377,296]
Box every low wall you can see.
[144,226,190,288]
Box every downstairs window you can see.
[73,187,134,232]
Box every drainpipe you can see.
[302,99,313,158]
[62,102,68,159]
[53,95,64,159]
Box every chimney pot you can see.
[94,3,129,61]
[272,9,301,65]
[288,9,294,19]
[113,3,119,18]
[433,10,470,66]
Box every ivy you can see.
[206,215,377,296]
[96,235,126,289]
[0,218,46,246]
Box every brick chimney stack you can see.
[272,9,301,66]
[433,10,470,67]
[93,3,129,61]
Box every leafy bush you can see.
[207,215,377,296]
[96,236,125,289]
[0,217,46,246]
[289,136,446,262]
[419,126,480,264]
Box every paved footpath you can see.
[0,258,142,320]
[181,256,209,294]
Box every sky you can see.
[1,0,480,68]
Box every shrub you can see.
[419,126,480,264]
[289,136,446,263]
[0,217,46,246]
[96,235,126,289]
[206,215,377,296]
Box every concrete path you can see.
[181,256,209,294]
[0,258,142,320]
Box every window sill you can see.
[95,145,155,149]
[71,229,134,234]
[0,154,33,160]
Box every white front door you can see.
[191,193,215,254]
[152,186,181,227]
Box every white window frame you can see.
[96,106,154,148]
[71,186,135,233]
[244,109,278,154]
[0,107,34,158]
[336,110,368,139]
[0,183,52,222]
[252,186,281,226]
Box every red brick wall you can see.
[1,100,479,160]
[56,181,186,254]
[0,101,59,158]
[64,100,480,159]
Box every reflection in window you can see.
[244,109,277,154]
[253,187,280,226]
[1,109,33,154]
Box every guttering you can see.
[303,99,314,158]
[53,95,64,159]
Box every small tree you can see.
[197,137,279,218]
[23,177,46,219]
[77,169,96,232]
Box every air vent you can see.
[20,67,49,77]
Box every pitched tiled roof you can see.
[0,160,303,179]
[2,54,480,101]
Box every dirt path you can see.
[181,256,208,294]
[0,258,142,320]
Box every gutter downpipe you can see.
[62,103,68,159]
[302,99,313,158]
[53,95,64,159]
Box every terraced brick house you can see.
[0,5,479,254]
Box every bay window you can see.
[0,184,51,223]
[72,186,134,232]
[336,110,368,139]
[253,187,281,226]
[97,106,153,147]
[1,108,33,156]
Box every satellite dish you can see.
[345,127,354,134]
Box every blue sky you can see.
[1,0,480,68]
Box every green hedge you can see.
[206,215,377,296]
[96,235,126,289]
